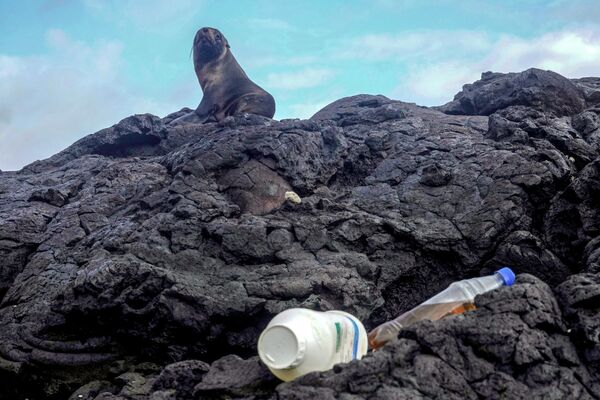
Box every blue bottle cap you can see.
[495,267,515,286]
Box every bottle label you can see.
[335,322,342,352]
[333,317,360,363]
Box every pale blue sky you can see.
[1,0,599,170]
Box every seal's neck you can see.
[196,49,247,91]
[196,50,233,89]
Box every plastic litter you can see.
[284,191,301,204]
[257,308,368,381]
[368,267,516,350]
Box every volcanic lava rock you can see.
[0,68,599,399]
[573,77,600,107]
[439,68,586,117]
[61,275,600,399]
[557,274,600,372]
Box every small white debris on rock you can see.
[285,191,301,204]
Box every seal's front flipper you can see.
[197,102,220,122]
[168,111,210,126]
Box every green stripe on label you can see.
[335,322,341,352]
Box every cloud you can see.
[265,68,335,90]
[339,31,492,61]
[240,52,318,69]
[390,27,600,106]
[397,61,481,104]
[547,0,600,24]
[480,29,600,76]
[83,0,201,30]
[40,0,69,13]
[248,18,296,32]
[287,100,333,119]
[0,29,178,171]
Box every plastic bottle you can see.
[368,267,515,350]
[257,308,368,381]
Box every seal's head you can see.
[193,27,229,64]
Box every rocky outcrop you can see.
[573,77,600,107]
[438,68,586,117]
[0,68,599,399]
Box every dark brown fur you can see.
[174,27,275,124]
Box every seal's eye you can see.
[215,34,221,40]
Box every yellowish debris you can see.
[285,191,301,204]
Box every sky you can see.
[1,0,600,171]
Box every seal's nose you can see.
[195,28,210,44]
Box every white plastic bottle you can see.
[368,267,516,350]
[257,308,368,381]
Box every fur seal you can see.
[173,27,276,124]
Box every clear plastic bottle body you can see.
[368,272,507,350]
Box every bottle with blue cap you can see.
[368,267,516,350]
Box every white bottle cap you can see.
[257,325,305,369]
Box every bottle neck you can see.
[460,273,505,299]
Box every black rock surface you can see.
[438,68,586,117]
[0,69,599,399]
